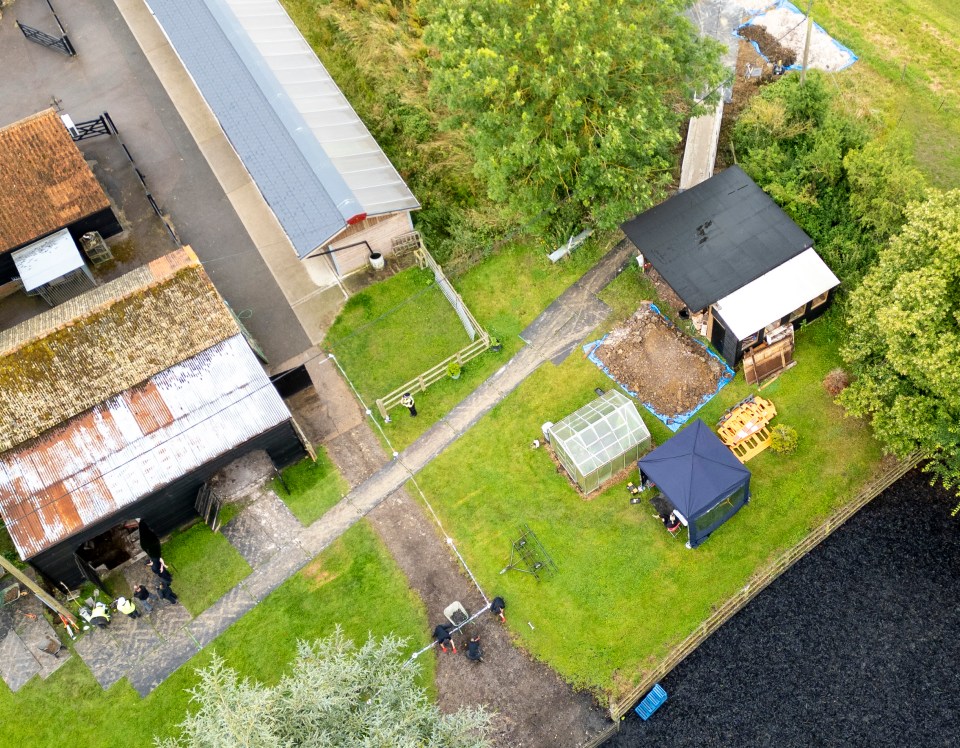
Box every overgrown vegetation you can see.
[423,0,725,238]
[734,71,926,287]
[840,189,960,489]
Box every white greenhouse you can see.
[547,391,651,494]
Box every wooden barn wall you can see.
[28,420,305,586]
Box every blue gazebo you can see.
[638,419,751,548]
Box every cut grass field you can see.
[816,0,960,187]
[0,523,433,744]
[332,238,611,451]
[414,267,883,697]
[162,521,252,616]
[274,449,350,525]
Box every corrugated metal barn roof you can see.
[0,247,239,453]
[0,334,291,559]
[146,0,419,258]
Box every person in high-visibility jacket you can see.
[116,596,140,619]
[400,392,417,417]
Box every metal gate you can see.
[195,483,223,533]
[16,1,75,56]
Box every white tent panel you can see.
[713,248,840,340]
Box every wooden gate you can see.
[195,483,223,533]
[743,334,795,386]
[73,552,107,592]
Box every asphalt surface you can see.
[604,469,960,747]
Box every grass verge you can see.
[274,450,350,526]
[0,523,433,744]
[162,521,251,616]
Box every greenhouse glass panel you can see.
[547,391,651,493]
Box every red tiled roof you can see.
[0,109,111,252]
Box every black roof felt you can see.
[620,166,812,311]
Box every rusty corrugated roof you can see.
[0,110,112,253]
[0,334,291,559]
[0,246,239,453]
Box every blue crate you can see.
[634,683,668,721]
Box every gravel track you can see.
[604,470,960,747]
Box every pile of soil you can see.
[594,305,727,417]
[738,25,798,67]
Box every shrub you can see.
[446,360,462,378]
[769,424,799,454]
[822,368,851,397]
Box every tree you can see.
[422,0,725,236]
[839,190,960,489]
[158,628,490,748]
[733,72,925,286]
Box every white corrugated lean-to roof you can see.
[0,334,291,560]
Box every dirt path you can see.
[319,365,608,746]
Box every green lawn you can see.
[161,521,252,616]
[324,267,472,402]
[816,0,960,187]
[0,523,433,744]
[274,450,350,525]
[335,237,612,451]
[415,267,883,697]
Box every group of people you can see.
[433,596,506,663]
[113,557,179,621]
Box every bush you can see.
[822,368,851,397]
[446,360,462,378]
[769,424,799,455]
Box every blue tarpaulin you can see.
[583,305,734,432]
[639,419,751,548]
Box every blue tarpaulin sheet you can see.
[735,0,858,72]
[583,304,734,432]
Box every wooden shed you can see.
[621,166,839,371]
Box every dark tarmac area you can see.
[605,469,960,748]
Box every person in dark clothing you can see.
[146,558,172,582]
[133,584,158,613]
[490,596,506,622]
[157,581,179,605]
[433,624,456,653]
[466,635,483,662]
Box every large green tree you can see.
[422,0,725,235]
[159,629,490,747]
[839,190,960,488]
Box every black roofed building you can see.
[621,165,839,369]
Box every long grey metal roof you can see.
[146,0,419,258]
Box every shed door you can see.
[710,313,727,352]
[73,552,107,592]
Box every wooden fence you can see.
[576,451,923,746]
[375,240,490,420]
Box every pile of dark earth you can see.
[603,469,960,747]
[738,25,798,67]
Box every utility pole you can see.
[0,555,78,626]
[800,0,814,85]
